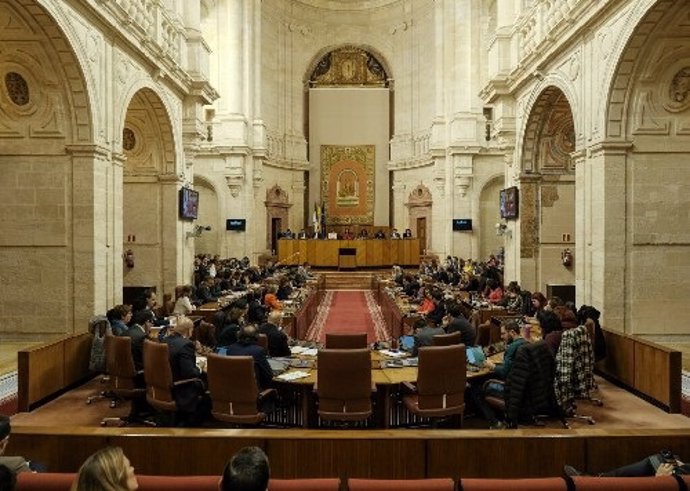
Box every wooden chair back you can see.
[143,340,176,411]
[325,332,368,349]
[206,354,265,424]
[316,348,372,421]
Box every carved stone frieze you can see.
[309,47,388,87]
[541,185,560,208]
[520,180,538,259]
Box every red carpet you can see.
[306,291,388,344]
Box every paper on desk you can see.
[276,370,310,381]
[379,349,407,358]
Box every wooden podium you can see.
[277,239,421,267]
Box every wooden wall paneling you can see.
[18,340,65,411]
[390,240,400,265]
[7,431,110,473]
[298,240,308,265]
[267,437,426,479]
[426,432,586,479]
[597,330,635,387]
[63,333,92,387]
[307,240,321,266]
[633,340,681,412]
[110,434,265,475]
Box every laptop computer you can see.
[466,346,486,366]
[268,358,290,376]
[399,335,415,352]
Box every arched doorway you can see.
[121,88,177,302]
[519,86,576,295]
[0,0,95,334]
[478,176,504,261]
[598,0,690,333]
[305,46,392,234]
[194,176,219,256]
[406,184,433,253]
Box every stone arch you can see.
[265,185,292,250]
[518,85,576,293]
[519,83,577,174]
[476,174,504,260]
[0,0,94,148]
[121,86,178,298]
[119,86,177,175]
[604,0,671,139]
[193,175,220,255]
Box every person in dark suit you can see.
[126,309,154,371]
[411,318,444,357]
[258,311,291,358]
[224,325,274,391]
[403,228,413,238]
[163,317,209,426]
[443,302,476,347]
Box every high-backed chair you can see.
[432,331,462,346]
[316,348,374,424]
[257,333,269,352]
[325,332,368,349]
[143,339,201,424]
[475,321,501,347]
[402,344,466,427]
[101,335,147,426]
[206,353,276,425]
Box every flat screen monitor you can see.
[226,219,246,231]
[499,186,519,219]
[452,218,472,231]
[178,187,199,220]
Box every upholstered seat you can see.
[402,344,466,426]
[348,478,455,490]
[101,335,146,426]
[316,348,374,422]
[432,331,462,346]
[206,353,276,425]
[325,332,368,349]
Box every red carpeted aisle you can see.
[309,291,385,344]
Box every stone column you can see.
[453,153,475,258]
[391,178,406,229]
[572,149,588,307]
[585,142,631,332]
[66,144,112,330]
[111,152,126,305]
[518,173,540,293]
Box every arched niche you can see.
[265,185,292,252]
[405,184,432,252]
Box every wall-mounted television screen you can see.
[179,187,199,220]
[226,219,246,231]
[499,186,519,219]
[452,218,472,231]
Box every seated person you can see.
[195,276,219,305]
[106,304,131,336]
[297,229,308,239]
[126,309,155,371]
[163,317,210,426]
[417,290,436,315]
[172,285,196,316]
[390,228,401,239]
[258,310,291,358]
[340,227,354,240]
[565,451,690,477]
[0,415,31,475]
[263,285,283,311]
[223,324,274,391]
[443,302,476,347]
[283,228,294,239]
[403,228,413,238]
[411,318,444,357]
[220,446,270,491]
[72,446,138,491]
[374,229,386,239]
[485,279,504,304]
[357,228,369,239]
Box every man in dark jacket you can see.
[163,317,209,426]
[126,309,154,371]
[258,311,291,358]
[443,302,476,346]
[224,325,274,391]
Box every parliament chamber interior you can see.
[2,0,690,489]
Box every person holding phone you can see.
[564,451,689,477]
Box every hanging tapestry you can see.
[320,145,375,225]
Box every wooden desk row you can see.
[277,239,421,267]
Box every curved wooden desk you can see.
[277,239,421,267]
[273,350,498,428]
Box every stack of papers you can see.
[276,370,310,381]
[290,346,318,356]
[379,349,407,358]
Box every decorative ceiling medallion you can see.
[670,67,690,103]
[123,127,136,151]
[5,72,29,106]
